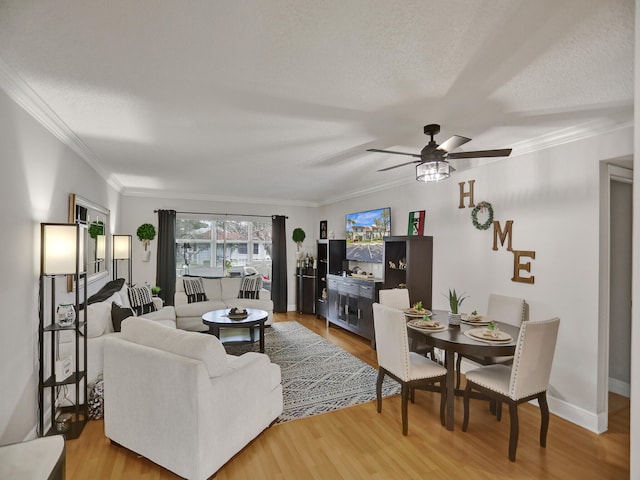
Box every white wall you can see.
[120,195,319,311]
[320,126,634,433]
[0,88,120,443]
[631,2,639,478]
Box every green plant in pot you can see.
[292,227,306,252]
[445,289,468,326]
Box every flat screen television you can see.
[345,207,391,263]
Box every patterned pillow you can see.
[184,277,208,303]
[238,274,263,299]
[127,285,157,316]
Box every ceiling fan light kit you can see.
[368,124,512,183]
[416,160,451,182]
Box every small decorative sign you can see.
[408,210,425,235]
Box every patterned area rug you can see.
[224,321,401,423]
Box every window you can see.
[175,214,272,282]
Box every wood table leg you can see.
[259,322,265,353]
[445,349,455,430]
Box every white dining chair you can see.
[378,288,410,310]
[456,293,527,388]
[462,317,560,461]
[372,303,447,435]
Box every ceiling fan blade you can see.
[377,160,421,172]
[447,148,512,159]
[437,135,471,153]
[367,148,421,158]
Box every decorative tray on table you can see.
[227,307,248,320]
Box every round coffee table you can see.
[202,308,268,353]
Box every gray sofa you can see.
[174,276,274,331]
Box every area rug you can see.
[224,321,401,423]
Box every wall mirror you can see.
[68,193,110,291]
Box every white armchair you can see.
[104,317,283,479]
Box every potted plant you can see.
[446,289,468,326]
[292,227,306,252]
[136,223,156,262]
[151,286,161,297]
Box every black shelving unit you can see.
[38,224,88,439]
[383,235,433,309]
[316,239,346,318]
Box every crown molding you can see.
[122,187,320,208]
[0,57,122,192]
[509,119,634,156]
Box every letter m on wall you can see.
[492,220,513,251]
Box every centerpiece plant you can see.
[445,289,468,326]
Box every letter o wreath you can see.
[471,201,494,230]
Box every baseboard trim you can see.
[608,377,630,397]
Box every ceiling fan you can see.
[367,124,512,182]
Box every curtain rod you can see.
[153,210,287,219]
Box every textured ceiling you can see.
[0,0,634,206]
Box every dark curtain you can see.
[156,210,176,306]
[271,215,288,312]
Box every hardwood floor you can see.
[65,312,630,479]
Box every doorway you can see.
[599,163,632,433]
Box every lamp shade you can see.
[416,160,451,182]
[41,223,78,275]
[113,235,131,260]
[96,234,106,260]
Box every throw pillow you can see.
[184,277,208,303]
[238,274,262,299]
[111,302,135,332]
[87,278,126,305]
[127,285,156,316]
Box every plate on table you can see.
[465,327,512,343]
[407,319,447,332]
[460,314,492,326]
[404,308,432,317]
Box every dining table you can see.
[406,309,520,431]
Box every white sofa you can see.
[174,276,274,331]
[104,317,283,480]
[59,282,176,385]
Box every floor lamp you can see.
[39,223,88,438]
[112,234,132,284]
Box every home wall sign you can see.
[458,180,536,284]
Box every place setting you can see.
[403,301,433,318]
[460,310,493,326]
[407,318,448,333]
[463,322,513,344]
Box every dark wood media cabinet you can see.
[325,274,382,347]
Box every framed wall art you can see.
[408,210,425,235]
[320,220,327,239]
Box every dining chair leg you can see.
[462,383,471,432]
[439,381,447,426]
[496,401,502,421]
[401,383,409,436]
[376,368,385,413]
[455,354,462,389]
[410,387,415,403]
[538,391,549,448]
[508,401,519,461]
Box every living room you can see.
[0,1,638,479]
